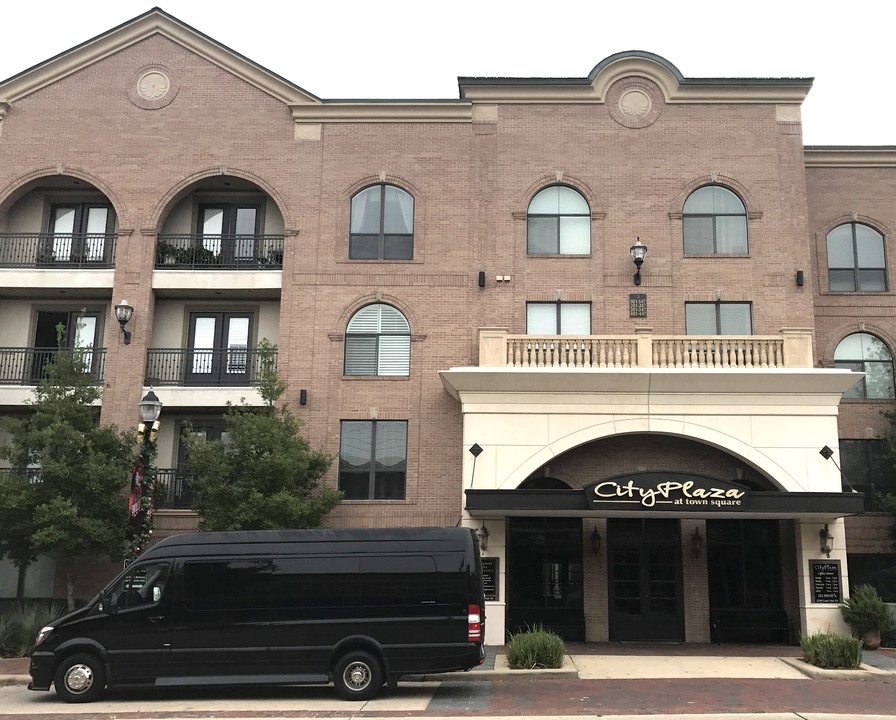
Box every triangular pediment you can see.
[0,7,320,106]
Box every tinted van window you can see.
[183,560,270,610]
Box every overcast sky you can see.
[3,1,894,146]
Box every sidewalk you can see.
[6,644,893,687]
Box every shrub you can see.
[0,600,66,657]
[800,631,863,669]
[505,626,566,669]
[840,584,892,636]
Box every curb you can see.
[780,656,891,680]
[0,674,28,687]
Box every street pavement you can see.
[1,645,894,719]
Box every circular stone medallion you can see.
[607,78,662,129]
[128,64,178,110]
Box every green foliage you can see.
[840,584,893,635]
[184,341,340,531]
[800,631,863,669]
[0,321,134,606]
[505,626,566,669]
[0,600,66,657]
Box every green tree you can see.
[0,328,134,608]
[184,340,340,530]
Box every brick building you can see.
[0,8,893,645]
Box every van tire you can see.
[333,651,382,700]
[54,653,105,703]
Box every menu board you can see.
[810,560,842,604]
[482,557,499,601]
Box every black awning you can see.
[465,487,866,520]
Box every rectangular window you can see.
[839,439,893,511]
[847,554,896,602]
[526,302,591,334]
[685,302,752,335]
[338,420,407,500]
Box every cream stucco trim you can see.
[804,148,896,167]
[289,103,473,123]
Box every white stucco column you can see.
[795,518,851,637]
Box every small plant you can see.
[505,625,566,669]
[840,584,892,637]
[800,631,863,669]
[0,600,66,657]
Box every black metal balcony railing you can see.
[0,233,117,268]
[155,234,284,269]
[145,347,276,386]
[0,467,43,484]
[0,347,107,385]
[154,468,194,509]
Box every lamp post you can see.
[127,389,162,560]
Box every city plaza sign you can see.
[585,473,749,511]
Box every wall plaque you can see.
[482,557,499,602]
[810,560,842,604]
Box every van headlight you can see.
[34,626,53,647]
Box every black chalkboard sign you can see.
[482,557,499,601]
[810,560,842,604]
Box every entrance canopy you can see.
[467,470,865,520]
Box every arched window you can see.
[826,222,887,292]
[683,185,747,254]
[344,303,410,376]
[527,185,590,254]
[349,184,414,260]
[834,332,895,399]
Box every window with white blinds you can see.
[344,304,411,376]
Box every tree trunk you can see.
[15,563,27,599]
[66,565,75,611]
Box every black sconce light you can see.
[114,299,134,345]
[299,389,308,406]
[691,527,704,558]
[819,523,834,558]
[796,270,805,287]
[590,527,601,555]
[630,238,647,286]
[476,522,489,552]
[478,271,486,288]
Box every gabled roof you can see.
[0,7,321,106]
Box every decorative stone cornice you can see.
[804,147,896,168]
[289,102,472,124]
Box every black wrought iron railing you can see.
[0,347,107,385]
[0,467,42,484]
[0,233,117,268]
[155,234,284,269]
[154,468,194,509]
[145,347,276,386]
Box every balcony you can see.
[155,235,283,269]
[145,347,276,386]
[0,233,117,268]
[154,468,194,509]
[0,347,107,385]
[477,328,814,369]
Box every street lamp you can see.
[127,389,163,560]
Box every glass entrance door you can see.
[507,517,584,641]
[608,518,684,642]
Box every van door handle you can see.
[147,616,164,623]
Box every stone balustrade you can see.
[478,327,814,369]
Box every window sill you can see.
[683,253,751,259]
[526,253,592,259]
[339,258,422,264]
[820,290,891,296]
[339,498,410,504]
[839,398,896,404]
[342,375,410,381]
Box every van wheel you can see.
[334,651,382,701]
[54,653,105,703]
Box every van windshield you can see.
[107,562,170,611]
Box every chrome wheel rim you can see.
[64,664,94,694]
[343,661,371,691]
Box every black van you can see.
[29,527,485,702]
